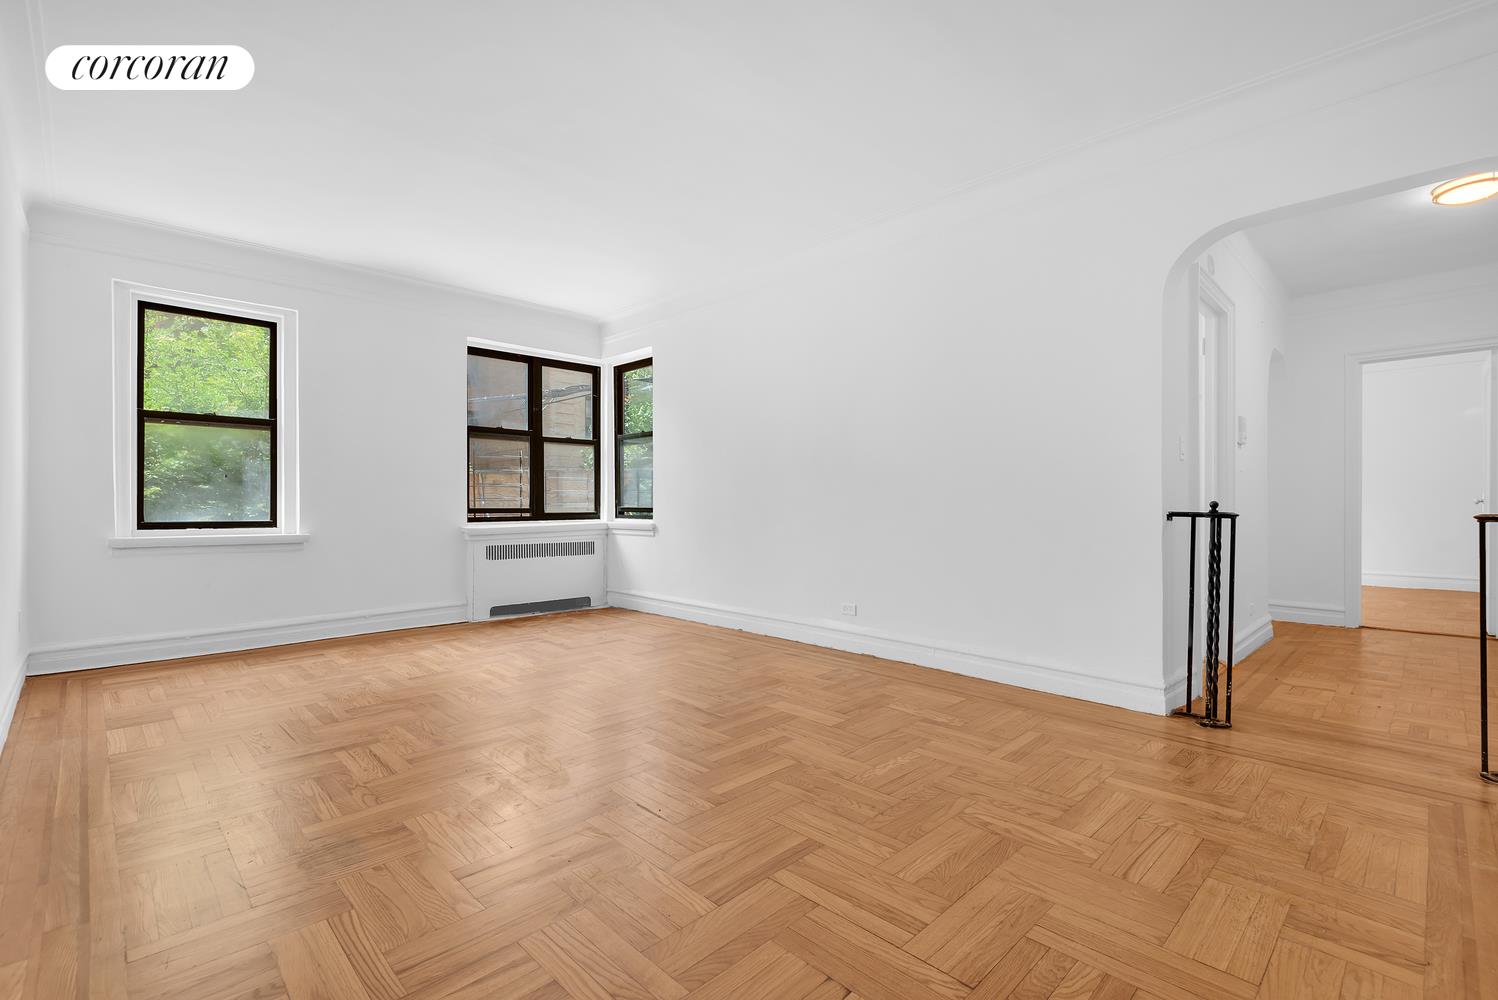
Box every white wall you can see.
[10,14,1498,716]
[0,70,28,742]
[1362,352,1490,591]
[1194,234,1288,663]
[1270,264,1498,622]
[605,37,1498,713]
[24,207,599,671]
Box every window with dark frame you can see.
[137,301,276,529]
[467,347,600,521]
[615,357,653,518]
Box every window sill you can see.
[461,520,655,539]
[109,533,309,550]
[463,521,608,540]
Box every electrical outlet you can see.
[841,603,857,617]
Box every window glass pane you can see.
[619,437,653,511]
[467,354,528,430]
[621,364,653,435]
[542,367,594,439]
[544,442,595,513]
[142,307,271,418]
[469,435,530,509]
[142,421,271,523]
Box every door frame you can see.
[1179,266,1236,707]
[1197,269,1237,512]
[1343,338,1498,630]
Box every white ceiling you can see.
[9,0,1484,318]
[1243,182,1498,296]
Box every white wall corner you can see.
[1235,614,1275,662]
[0,661,24,758]
[1162,673,1190,716]
[1161,614,1274,713]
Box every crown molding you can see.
[602,5,1498,345]
[10,0,56,201]
[27,202,605,330]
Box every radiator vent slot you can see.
[485,540,596,561]
[490,596,593,618]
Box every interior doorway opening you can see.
[1182,269,1237,712]
[1160,156,1498,706]
[1356,348,1496,638]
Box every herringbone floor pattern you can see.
[1,610,1495,999]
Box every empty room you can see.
[2,3,1498,999]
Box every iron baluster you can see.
[1166,500,1237,728]
[1478,514,1498,783]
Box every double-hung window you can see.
[467,347,600,520]
[137,301,277,529]
[614,357,653,518]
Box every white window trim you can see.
[466,336,600,367]
[111,280,302,547]
[459,520,653,540]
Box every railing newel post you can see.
[1477,515,1497,783]
[1166,500,1236,729]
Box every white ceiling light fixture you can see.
[1430,172,1498,207]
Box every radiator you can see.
[467,526,607,621]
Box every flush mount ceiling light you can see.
[1431,172,1498,206]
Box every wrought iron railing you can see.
[1166,501,1238,728]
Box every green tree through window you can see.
[139,303,275,526]
[615,359,653,516]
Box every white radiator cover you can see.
[466,524,607,621]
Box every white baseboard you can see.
[1235,615,1275,661]
[607,589,1170,715]
[1268,600,1348,627]
[1361,572,1478,592]
[25,602,467,675]
[1160,614,1273,710]
[0,663,24,758]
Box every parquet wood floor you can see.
[1,609,1496,1000]
[1362,586,1479,638]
